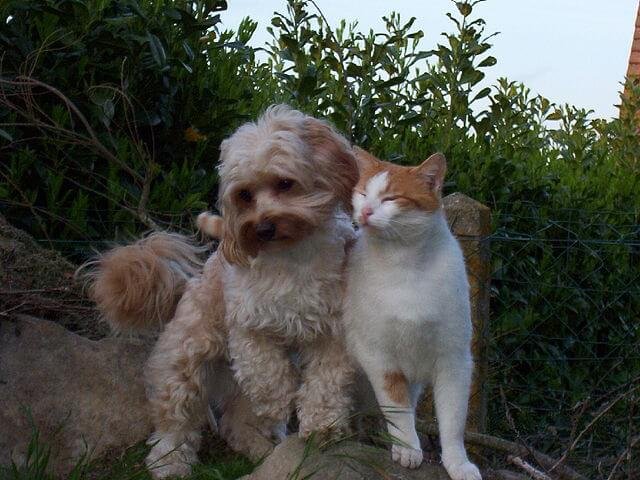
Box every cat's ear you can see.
[415,153,446,193]
[353,147,380,172]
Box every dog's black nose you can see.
[256,221,276,241]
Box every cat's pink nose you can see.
[360,206,374,225]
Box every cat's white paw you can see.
[391,444,423,469]
[444,460,482,480]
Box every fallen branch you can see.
[417,421,587,480]
[508,455,551,480]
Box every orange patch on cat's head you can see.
[354,148,447,213]
[353,147,387,191]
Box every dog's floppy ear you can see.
[303,118,359,213]
[218,224,250,267]
[217,208,251,267]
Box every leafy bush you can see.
[0,0,273,251]
[1,0,638,475]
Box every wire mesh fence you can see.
[486,203,639,478]
[1,199,639,478]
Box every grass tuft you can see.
[1,429,254,480]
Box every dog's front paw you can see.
[147,455,192,479]
[391,444,423,469]
[298,421,350,442]
[146,436,197,479]
[444,460,482,480]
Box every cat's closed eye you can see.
[381,195,398,202]
[355,190,366,197]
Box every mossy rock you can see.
[0,215,106,338]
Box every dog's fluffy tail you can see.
[81,232,204,333]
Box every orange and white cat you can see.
[344,149,481,480]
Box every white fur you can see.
[345,174,481,479]
[224,213,355,437]
[225,215,350,340]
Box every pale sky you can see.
[221,0,638,120]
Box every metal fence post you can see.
[417,193,491,433]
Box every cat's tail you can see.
[79,232,204,333]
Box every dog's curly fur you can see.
[86,105,359,478]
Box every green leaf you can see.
[147,33,166,67]
[472,87,491,102]
[477,56,497,68]
[103,99,115,120]
[179,60,193,74]
[456,2,472,17]
[182,40,195,60]
[195,14,221,30]
[378,76,405,88]
[0,128,13,143]
[547,110,563,121]
[345,63,363,77]
[166,9,181,20]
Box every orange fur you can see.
[197,212,224,239]
[383,371,409,406]
[81,232,204,333]
[354,148,446,213]
[303,118,360,214]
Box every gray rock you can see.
[0,316,152,475]
[241,435,451,480]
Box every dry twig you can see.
[0,75,161,231]
[606,434,640,480]
[417,421,588,480]
[507,455,552,480]
[552,383,640,473]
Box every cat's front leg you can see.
[433,353,482,480]
[363,363,423,469]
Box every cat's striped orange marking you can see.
[384,371,409,406]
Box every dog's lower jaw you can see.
[145,431,199,479]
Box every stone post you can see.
[417,193,491,433]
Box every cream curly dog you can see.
[87,105,359,478]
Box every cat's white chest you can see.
[344,226,471,380]
[346,244,431,355]
[358,262,432,324]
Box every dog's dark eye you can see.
[238,189,253,202]
[276,178,294,192]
